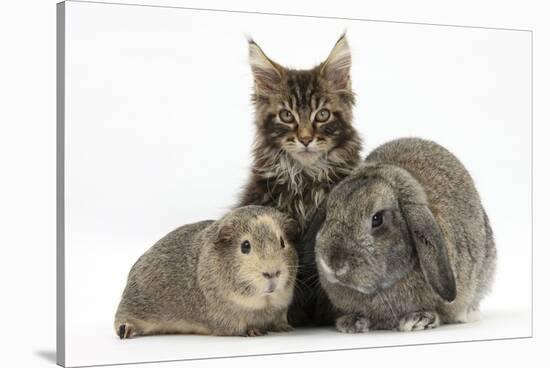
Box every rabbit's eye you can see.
[280,237,286,249]
[241,240,251,254]
[372,212,384,228]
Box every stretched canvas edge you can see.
[56,1,534,367]
[57,2,66,367]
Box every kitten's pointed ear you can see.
[321,35,351,90]
[248,39,283,95]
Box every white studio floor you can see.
[65,307,531,367]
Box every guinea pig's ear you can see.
[214,224,234,245]
[401,203,457,302]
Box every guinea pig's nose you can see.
[262,271,281,279]
[265,274,279,293]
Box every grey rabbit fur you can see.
[315,138,496,332]
[115,205,299,338]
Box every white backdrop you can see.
[61,1,531,366]
[5,1,550,368]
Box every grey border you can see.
[57,1,534,367]
[530,31,534,338]
[56,2,66,367]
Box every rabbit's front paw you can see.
[335,313,370,333]
[398,311,440,332]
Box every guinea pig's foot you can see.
[118,322,139,339]
[335,313,370,333]
[270,322,294,333]
[398,311,440,332]
[245,328,267,337]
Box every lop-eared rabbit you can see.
[315,138,496,332]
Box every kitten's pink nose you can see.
[298,136,313,146]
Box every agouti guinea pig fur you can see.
[115,205,299,338]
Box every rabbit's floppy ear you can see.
[401,203,457,302]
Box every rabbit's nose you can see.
[329,251,348,273]
[334,263,349,277]
[319,258,338,283]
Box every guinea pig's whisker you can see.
[288,263,305,269]
[302,273,321,284]
[309,278,321,289]
[310,279,323,295]
[311,279,323,289]
[292,281,307,299]
[294,279,319,303]
[293,277,311,290]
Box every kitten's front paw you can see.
[335,313,370,333]
[245,328,267,337]
[270,323,294,333]
[398,311,440,332]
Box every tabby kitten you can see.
[239,35,362,232]
[238,36,363,326]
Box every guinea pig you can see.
[114,205,299,338]
[315,138,496,332]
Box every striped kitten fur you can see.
[239,35,362,233]
[238,35,363,325]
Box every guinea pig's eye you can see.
[241,240,251,254]
[279,109,295,123]
[315,108,331,122]
[280,236,285,249]
[372,212,384,228]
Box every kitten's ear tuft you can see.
[321,34,351,90]
[248,39,282,95]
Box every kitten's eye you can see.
[315,109,331,122]
[279,109,295,123]
[241,240,251,254]
[280,237,285,249]
[372,212,384,228]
